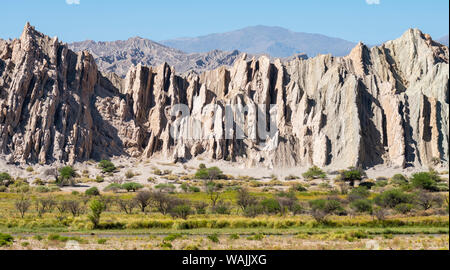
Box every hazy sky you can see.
[1,0,448,44]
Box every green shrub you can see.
[309,199,345,215]
[0,186,6,192]
[395,203,414,214]
[391,174,408,185]
[340,167,366,185]
[350,199,373,213]
[97,239,107,244]
[229,234,240,240]
[293,184,307,192]
[85,187,100,196]
[170,204,192,220]
[34,186,50,193]
[59,166,76,181]
[348,186,370,202]
[99,160,116,173]
[88,199,105,228]
[261,198,281,214]
[164,233,183,242]
[302,166,326,180]
[375,189,413,208]
[410,172,439,191]
[247,233,265,241]
[104,183,123,193]
[0,172,12,187]
[95,176,104,183]
[207,234,219,243]
[26,167,34,172]
[122,182,144,192]
[0,233,13,247]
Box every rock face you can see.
[69,37,244,77]
[0,24,448,169]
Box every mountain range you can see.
[161,25,357,58]
[69,38,244,77]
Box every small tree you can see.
[302,166,326,180]
[236,188,258,211]
[150,192,179,215]
[0,172,13,187]
[122,182,144,192]
[117,198,137,214]
[58,166,76,187]
[415,189,442,210]
[206,181,222,208]
[339,167,366,186]
[99,160,116,173]
[35,198,56,217]
[410,172,439,191]
[134,191,152,213]
[170,204,192,220]
[88,199,105,229]
[15,196,31,218]
[65,200,84,217]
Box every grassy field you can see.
[0,166,449,250]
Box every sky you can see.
[0,0,448,44]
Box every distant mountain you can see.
[438,35,449,46]
[69,37,243,77]
[161,25,357,58]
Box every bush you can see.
[309,199,344,215]
[26,167,34,172]
[292,184,307,192]
[195,166,225,180]
[104,183,123,193]
[243,204,265,217]
[0,172,12,187]
[99,160,116,173]
[122,182,144,192]
[340,167,366,185]
[170,204,192,220]
[85,187,100,196]
[0,233,13,247]
[261,198,281,214]
[59,166,76,181]
[88,199,105,229]
[207,234,219,243]
[302,166,326,180]
[395,203,413,214]
[125,170,135,179]
[35,186,50,193]
[410,172,439,191]
[350,199,373,213]
[374,189,413,208]
[95,176,104,183]
[348,186,370,202]
[391,174,408,185]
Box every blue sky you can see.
[1,0,448,44]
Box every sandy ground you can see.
[1,156,448,192]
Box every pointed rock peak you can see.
[20,22,46,45]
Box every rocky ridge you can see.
[0,24,448,169]
[69,38,244,77]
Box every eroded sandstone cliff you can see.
[0,24,448,169]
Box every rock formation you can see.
[0,24,448,169]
